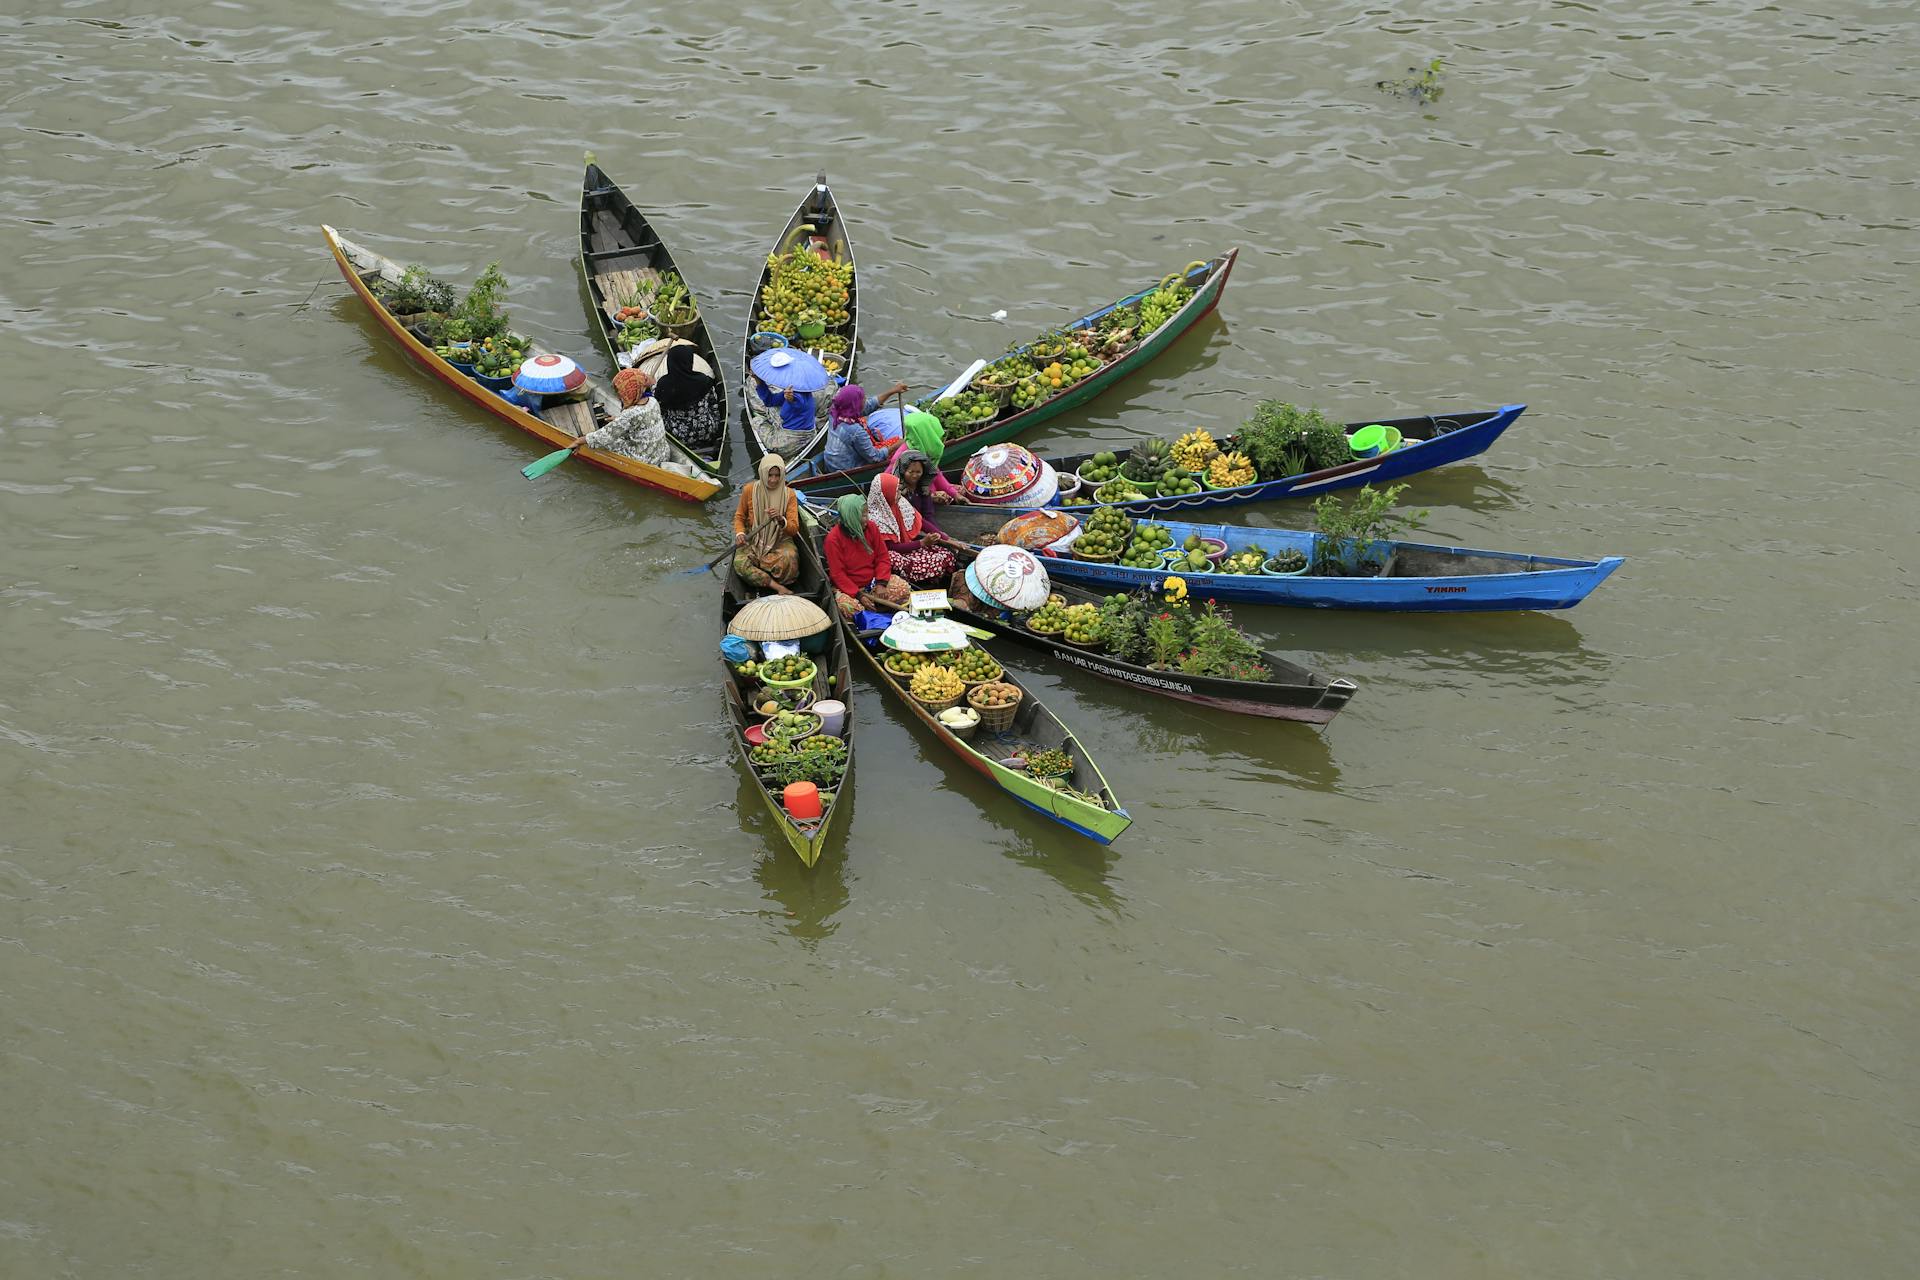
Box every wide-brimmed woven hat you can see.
[727,594,831,641]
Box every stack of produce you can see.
[1061,603,1104,646]
[1076,451,1123,485]
[797,735,846,759]
[1216,545,1270,575]
[1024,596,1071,634]
[1171,428,1220,472]
[1120,439,1175,490]
[1206,450,1256,488]
[909,664,965,711]
[1135,273,1194,336]
[980,353,1035,383]
[755,244,853,336]
[1010,377,1052,411]
[966,680,1023,732]
[749,741,794,769]
[943,647,1004,686]
[884,650,932,678]
[1073,506,1133,560]
[934,389,1001,432]
[1027,333,1071,365]
[1156,470,1204,497]
[759,655,817,686]
[1092,478,1144,504]
[1058,345,1099,380]
[1121,523,1174,568]
[1167,534,1215,574]
[1025,747,1074,778]
[766,710,820,743]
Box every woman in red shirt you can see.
[824,494,910,620]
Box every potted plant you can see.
[1309,483,1424,576]
[454,263,510,342]
[651,272,701,337]
[1176,602,1271,680]
[1144,609,1186,670]
[387,264,454,319]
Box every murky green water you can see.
[4,3,1915,1275]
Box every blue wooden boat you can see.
[934,506,1623,613]
[959,404,1522,519]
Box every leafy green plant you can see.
[389,264,454,316]
[768,751,843,790]
[456,262,510,340]
[650,271,697,324]
[1178,603,1269,679]
[1096,593,1146,665]
[1310,483,1424,575]
[1235,401,1349,478]
[1144,609,1187,668]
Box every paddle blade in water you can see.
[522,448,574,480]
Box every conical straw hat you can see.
[728,593,831,641]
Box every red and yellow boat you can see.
[321,224,723,502]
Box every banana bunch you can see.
[1172,428,1219,471]
[1207,450,1256,488]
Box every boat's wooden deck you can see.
[586,208,662,316]
[538,398,596,439]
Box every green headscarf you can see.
[903,410,945,462]
[834,494,869,548]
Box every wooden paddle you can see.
[522,438,584,479]
[675,516,781,577]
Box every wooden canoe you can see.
[722,537,853,867]
[742,174,858,468]
[1049,405,1526,516]
[577,162,731,476]
[791,250,1237,497]
[944,545,1358,724]
[905,404,1525,518]
[808,529,1132,845]
[322,225,722,502]
[935,506,1625,613]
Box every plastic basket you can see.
[759,659,817,691]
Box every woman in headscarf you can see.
[901,407,946,464]
[572,370,672,467]
[819,380,910,474]
[889,449,960,537]
[823,494,911,620]
[652,343,723,454]
[732,453,801,594]
[867,471,959,586]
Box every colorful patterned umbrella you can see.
[514,353,587,394]
[962,443,1045,502]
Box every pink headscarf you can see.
[829,384,867,425]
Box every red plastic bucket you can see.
[783,782,822,820]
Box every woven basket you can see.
[915,693,962,717]
[967,682,1024,734]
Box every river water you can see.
[4,2,1915,1275]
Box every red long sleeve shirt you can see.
[824,522,892,597]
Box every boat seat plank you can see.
[593,266,661,316]
[590,209,634,247]
[539,398,596,439]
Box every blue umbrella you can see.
[750,347,833,393]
